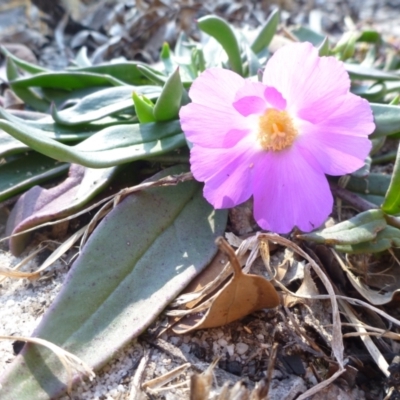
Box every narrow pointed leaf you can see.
[132,92,156,123]
[382,145,400,215]
[160,42,175,75]
[298,209,386,245]
[250,9,279,54]
[0,165,228,400]
[1,46,49,74]
[10,71,126,90]
[318,37,330,56]
[198,15,243,76]
[153,68,183,122]
[7,58,50,112]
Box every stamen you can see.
[258,109,298,151]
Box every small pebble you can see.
[218,338,228,347]
[226,344,235,357]
[236,342,249,355]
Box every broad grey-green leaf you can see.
[0,108,116,144]
[346,173,390,196]
[0,165,228,400]
[52,86,161,125]
[0,129,29,157]
[0,114,185,168]
[345,64,400,81]
[298,209,386,245]
[351,157,371,178]
[351,83,385,101]
[290,26,326,46]
[0,153,68,203]
[371,103,400,137]
[335,226,400,253]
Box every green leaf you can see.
[198,15,243,76]
[250,9,279,54]
[137,64,167,85]
[357,193,384,206]
[0,129,29,157]
[346,173,390,197]
[0,165,228,399]
[290,26,326,46]
[345,64,400,81]
[382,145,400,215]
[11,71,126,90]
[371,103,400,137]
[0,153,68,203]
[0,109,120,147]
[333,31,358,60]
[6,58,50,112]
[357,30,381,43]
[351,83,385,101]
[132,92,156,123]
[318,37,330,56]
[160,42,175,75]
[191,47,206,75]
[335,226,400,253]
[244,45,261,77]
[1,46,49,74]
[351,157,371,178]
[72,62,151,85]
[153,68,183,122]
[0,114,186,168]
[297,209,386,245]
[51,86,160,125]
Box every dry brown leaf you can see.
[172,237,280,334]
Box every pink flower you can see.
[179,42,375,233]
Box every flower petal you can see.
[294,90,374,175]
[297,127,372,176]
[263,42,350,123]
[253,147,332,233]
[180,68,250,148]
[190,138,262,209]
[233,95,266,117]
[264,87,286,110]
[313,92,375,136]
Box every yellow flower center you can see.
[258,109,298,151]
